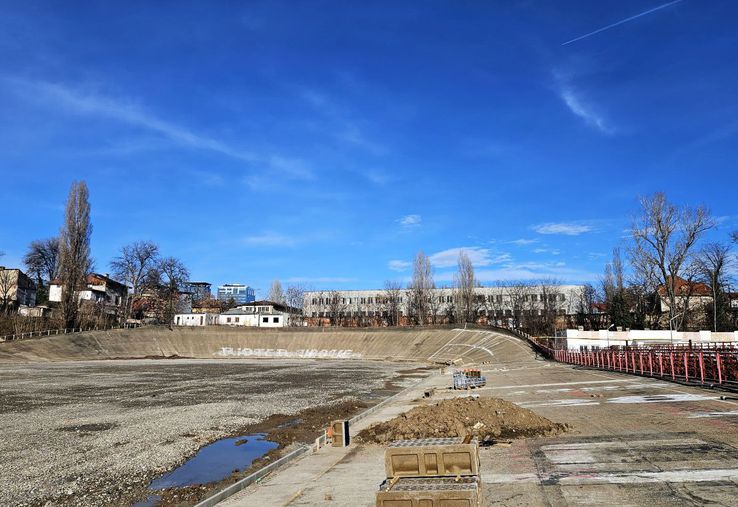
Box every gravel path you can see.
[0,358,418,506]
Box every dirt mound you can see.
[356,397,567,444]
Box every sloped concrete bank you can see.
[0,326,534,365]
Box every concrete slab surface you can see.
[222,354,738,506]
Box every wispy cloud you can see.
[533,222,593,236]
[398,214,422,228]
[4,77,316,180]
[434,260,598,283]
[284,276,357,284]
[510,238,538,246]
[300,87,385,155]
[557,82,614,134]
[242,232,299,247]
[562,0,683,46]
[388,260,411,272]
[429,247,511,269]
[532,248,561,255]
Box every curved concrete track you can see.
[0,326,532,365]
[4,328,738,506]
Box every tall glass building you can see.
[217,284,255,304]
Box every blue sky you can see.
[1,0,737,296]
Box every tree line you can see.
[590,192,736,332]
[12,181,191,329]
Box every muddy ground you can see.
[356,396,568,444]
[0,358,427,506]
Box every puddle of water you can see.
[148,433,278,490]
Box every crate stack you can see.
[376,437,483,507]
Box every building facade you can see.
[303,285,586,327]
[0,267,36,310]
[174,300,298,328]
[49,273,128,316]
[216,283,255,304]
[184,281,211,302]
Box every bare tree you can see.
[285,283,307,309]
[110,241,160,319]
[502,281,528,329]
[0,269,13,314]
[696,242,733,332]
[58,181,93,328]
[383,280,403,326]
[454,250,477,323]
[409,251,434,325]
[155,257,190,326]
[23,238,59,302]
[630,193,714,331]
[326,290,346,326]
[268,280,285,303]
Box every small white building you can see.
[173,300,299,328]
[173,313,219,327]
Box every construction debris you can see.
[357,397,568,445]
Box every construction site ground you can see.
[222,355,738,506]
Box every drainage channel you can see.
[133,433,278,507]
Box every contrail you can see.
[562,0,684,46]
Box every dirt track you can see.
[0,358,422,506]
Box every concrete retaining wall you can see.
[0,326,535,366]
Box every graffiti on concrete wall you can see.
[215,347,363,359]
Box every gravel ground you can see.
[0,358,421,506]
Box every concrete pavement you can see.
[222,353,738,506]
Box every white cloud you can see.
[553,70,614,135]
[284,276,357,284]
[510,238,537,245]
[388,260,411,272]
[429,247,511,268]
[242,233,298,247]
[5,77,315,180]
[533,222,593,236]
[559,86,614,134]
[433,260,598,284]
[398,214,422,228]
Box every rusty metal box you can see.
[384,438,479,478]
[376,476,482,507]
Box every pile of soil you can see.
[356,397,568,444]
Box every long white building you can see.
[303,285,586,325]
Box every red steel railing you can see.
[549,343,738,387]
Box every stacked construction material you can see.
[453,368,487,390]
[376,437,483,506]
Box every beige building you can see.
[303,285,585,326]
[0,267,36,310]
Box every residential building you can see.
[173,313,218,327]
[49,273,128,315]
[656,277,713,314]
[216,283,255,304]
[183,281,211,302]
[173,300,300,328]
[0,267,37,310]
[218,300,298,328]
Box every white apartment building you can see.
[303,285,586,324]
